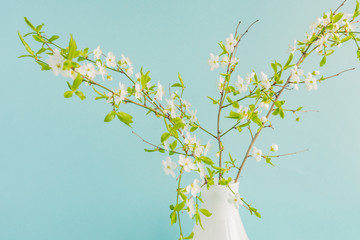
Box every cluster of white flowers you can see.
[289,66,320,91]
[107,82,127,105]
[308,12,357,51]
[208,33,240,71]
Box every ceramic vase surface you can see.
[193,182,248,240]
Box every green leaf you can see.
[320,56,326,67]
[184,232,194,239]
[116,112,133,127]
[232,101,239,109]
[171,83,182,88]
[72,74,82,90]
[18,32,34,55]
[161,132,171,143]
[36,48,47,55]
[170,140,177,150]
[48,35,60,42]
[332,13,343,23]
[104,111,116,122]
[75,90,86,100]
[279,108,285,119]
[199,208,212,217]
[341,36,352,43]
[170,211,177,225]
[255,211,261,218]
[68,34,77,60]
[178,72,185,87]
[64,91,73,98]
[252,116,262,126]
[32,35,44,43]
[174,201,185,212]
[226,111,243,120]
[199,156,214,165]
[285,53,293,67]
[24,17,36,31]
[325,49,334,56]
[357,49,360,61]
[270,62,277,73]
[207,96,218,104]
[18,55,34,59]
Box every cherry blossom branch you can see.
[334,0,347,14]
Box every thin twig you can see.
[132,131,183,155]
[334,0,347,14]
[324,67,355,80]
[268,148,309,158]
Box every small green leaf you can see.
[32,35,44,43]
[72,74,82,90]
[284,53,293,67]
[178,72,185,87]
[116,112,133,127]
[104,111,116,122]
[207,96,219,104]
[199,156,214,165]
[68,34,77,60]
[171,83,182,88]
[75,90,86,100]
[170,211,177,225]
[48,35,60,42]
[325,49,334,56]
[332,13,343,23]
[174,201,185,212]
[18,32,34,55]
[24,17,36,31]
[64,91,73,98]
[161,132,171,143]
[184,232,194,239]
[199,209,212,217]
[320,56,326,67]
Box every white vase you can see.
[193,182,249,240]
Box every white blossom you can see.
[197,162,206,179]
[218,76,225,92]
[221,55,238,68]
[235,75,248,94]
[259,102,269,110]
[225,33,237,53]
[208,53,219,71]
[228,193,243,209]
[310,17,322,31]
[178,154,197,172]
[135,83,142,99]
[203,139,212,156]
[188,109,197,122]
[154,81,165,101]
[106,52,116,68]
[126,66,134,76]
[304,72,318,91]
[47,49,66,77]
[186,198,196,218]
[290,66,304,90]
[186,179,201,197]
[78,63,97,80]
[96,61,107,80]
[261,72,271,90]
[93,45,102,60]
[162,157,177,178]
[120,54,132,68]
[270,144,279,152]
[135,72,141,80]
[237,105,249,121]
[261,116,267,123]
[252,146,262,162]
[289,40,297,54]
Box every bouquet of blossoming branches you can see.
[18,0,360,239]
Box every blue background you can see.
[1,0,359,239]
